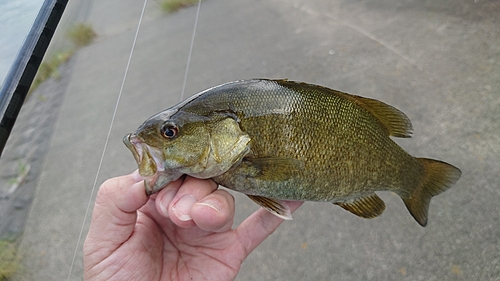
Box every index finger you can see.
[235,201,303,255]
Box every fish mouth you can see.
[123,133,169,195]
[123,133,142,167]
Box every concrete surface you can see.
[0,60,72,240]
[10,0,500,280]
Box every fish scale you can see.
[124,79,461,226]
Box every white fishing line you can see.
[180,0,202,101]
[67,0,149,279]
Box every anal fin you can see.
[334,193,386,219]
[247,195,292,220]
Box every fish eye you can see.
[160,122,179,139]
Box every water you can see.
[0,0,45,86]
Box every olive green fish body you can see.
[124,79,461,226]
[180,81,416,198]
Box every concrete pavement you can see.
[13,0,500,280]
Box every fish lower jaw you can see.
[144,174,159,196]
[144,171,182,196]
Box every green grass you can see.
[7,161,29,186]
[29,23,96,94]
[160,0,201,13]
[66,23,97,48]
[0,240,20,280]
[30,50,73,92]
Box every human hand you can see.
[83,171,302,281]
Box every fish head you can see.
[124,108,251,195]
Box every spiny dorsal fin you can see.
[247,195,292,220]
[351,95,413,138]
[334,193,386,219]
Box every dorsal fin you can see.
[331,89,413,138]
[352,95,413,138]
[272,79,413,138]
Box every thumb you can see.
[84,171,148,263]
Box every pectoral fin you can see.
[334,193,386,219]
[242,157,304,181]
[247,195,293,220]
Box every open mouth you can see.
[123,133,186,195]
[123,134,142,167]
[123,133,160,195]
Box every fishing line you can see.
[68,0,203,278]
[67,0,149,278]
[180,0,202,101]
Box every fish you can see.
[123,79,461,226]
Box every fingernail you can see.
[159,189,176,217]
[172,195,196,221]
[196,199,221,213]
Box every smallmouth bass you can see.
[124,79,461,226]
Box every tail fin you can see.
[403,158,461,226]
